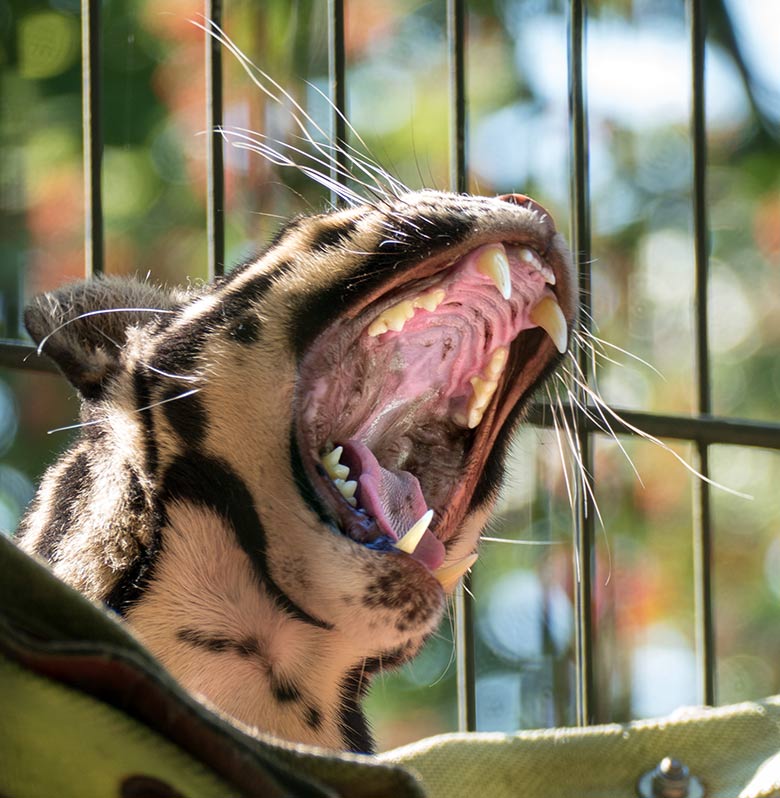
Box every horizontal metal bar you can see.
[527,403,780,450]
[0,341,58,374]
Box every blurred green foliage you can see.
[0,0,778,751]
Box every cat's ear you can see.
[24,277,186,400]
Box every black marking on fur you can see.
[289,426,332,526]
[305,705,323,731]
[338,667,375,754]
[291,213,473,355]
[227,314,262,344]
[161,386,207,448]
[33,450,89,561]
[270,675,302,703]
[309,217,359,252]
[177,627,234,653]
[133,369,159,476]
[162,453,333,630]
[102,375,163,615]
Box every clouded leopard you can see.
[16,189,575,752]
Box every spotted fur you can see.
[16,190,575,751]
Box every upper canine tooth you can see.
[433,553,478,590]
[368,299,416,337]
[476,244,512,300]
[529,296,568,353]
[394,509,434,554]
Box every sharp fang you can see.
[433,553,478,590]
[529,296,568,353]
[476,244,512,300]
[394,509,434,554]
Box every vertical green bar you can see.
[567,0,596,726]
[689,0,715,707]
[81,0,103,277]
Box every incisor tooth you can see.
[476,244,512,300]
[394,509,434,554]
[433,553,478,590]
[529,296,568,353]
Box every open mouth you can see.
[297,212,571,589]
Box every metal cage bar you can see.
[567,0,597,726]
[205,0,225,279]
[81,0,103,278]
[328,0,347,206]
[447,0,477,734]
[690,0,716,707]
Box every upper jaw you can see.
[295,198,574,579]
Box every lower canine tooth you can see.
[476,244,512,300]
[529,296,568,353]
[394,509,434,554]
[433,553,478,590]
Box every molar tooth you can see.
[466,375,498,429]
[433,553,478,590]
[476,244,512,300]
[529,296,568,353]
[331,463,350,480]
[322,446,351,480]
[334,478,358,506]
[340,479,357,499]
[484,346,509,380]
[368,299,416,337]
[394,509,434,555]
[413,288,446,312]
[322,446,343,473]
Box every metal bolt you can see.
[653,758,690,798]
[637,757,705,798]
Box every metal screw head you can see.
[637,757,705,798]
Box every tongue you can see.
[340,440,446,570]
